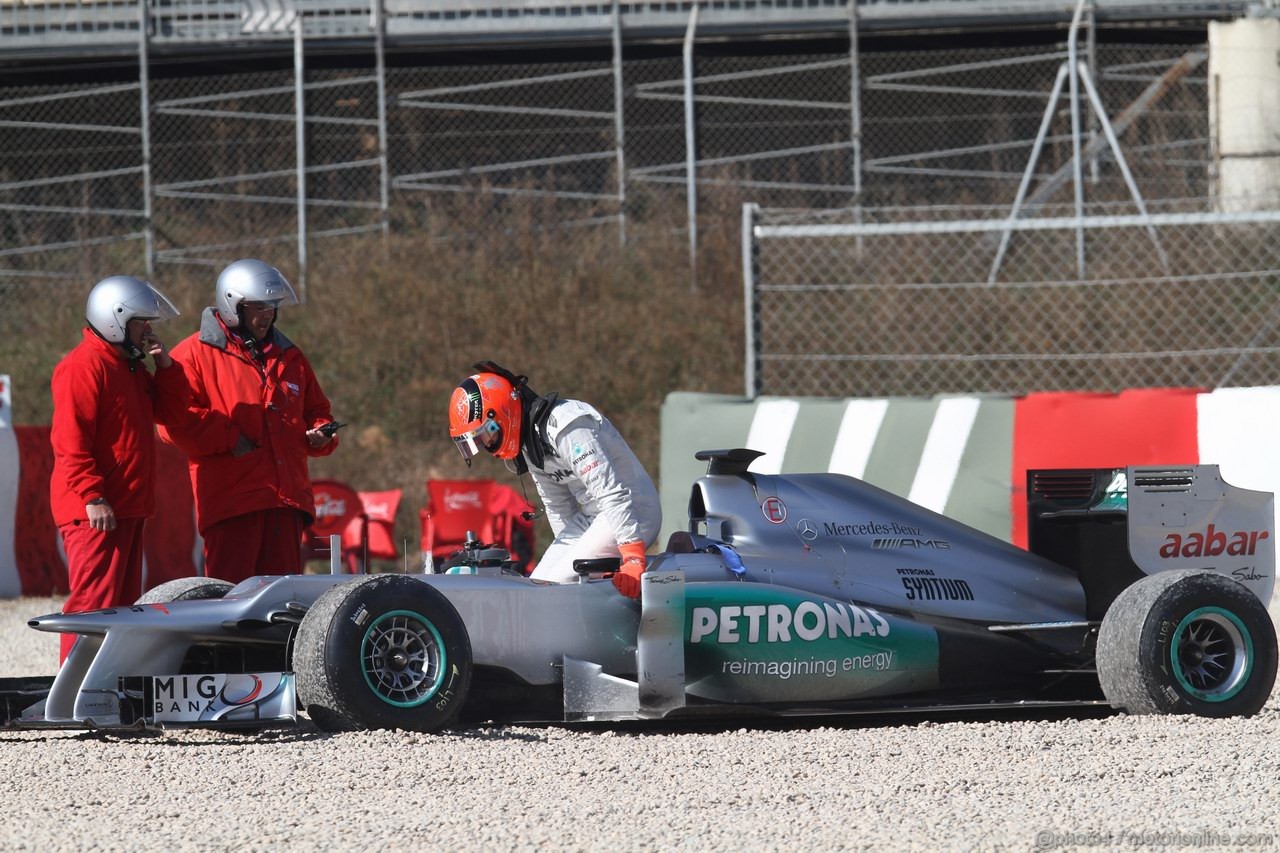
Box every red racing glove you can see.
[612,541,647,599]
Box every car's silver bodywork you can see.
[12,456,1276,729]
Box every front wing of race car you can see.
[2,672,298,730]
[10,583,315,729]
[6,569,653,730]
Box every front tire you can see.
[1097,569,1277,718]
[294,575,472,732]
[135,577,234,604]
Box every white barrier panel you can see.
[743,400,799,476]
[658,391,1016,550]
[0,375,21,597]
[907,396,982,514]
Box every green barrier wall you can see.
[658,392,1015,550]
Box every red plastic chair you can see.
[419,479,538,573]
[341,488,402,571]
[303,479,364,569]
[420,479,497,570]
[487,483,537,574]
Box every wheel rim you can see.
[360,610,447,708]
[1170,606,1253,703]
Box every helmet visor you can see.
[259,276,299,308]
[127,283,181,323]
[257,273,299,308]
[451,419,501,462]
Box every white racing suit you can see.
[525,398,662,583]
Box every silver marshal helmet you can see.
[85,275,180,344]
[215,259,298,328]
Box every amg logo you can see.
[902,577,973,601]
[873,538,950,550]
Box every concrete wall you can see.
[1209,16,1280,210]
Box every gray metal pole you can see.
[294,12,307,298]
[848,0,863,257]
[612,0,627,246]
[683,3,699,288]
[1067,0,1087,278]
[1077,62,1170,273]
[742,203,759,399]
[138,0,153,277]
[373,0,389,242]
[848,0,862,201]
[1020,51,1205,213]
[988,64,1070,285]
[1086,0,1099,184]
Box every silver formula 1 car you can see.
[4,448,1277,732]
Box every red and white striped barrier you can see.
[1012,387,1280,547]
[661,385,1280,553]
[13,377,1280,597]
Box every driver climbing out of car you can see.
[447,362,661,599]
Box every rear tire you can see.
[294,575,472,732]
[1097,569,1277,718]
[135,577,234,604]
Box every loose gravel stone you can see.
[2,595,1279,851]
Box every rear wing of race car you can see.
[1028,465,1275,619]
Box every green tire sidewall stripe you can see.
[360,609,447,708]
[1170,605,1253,703]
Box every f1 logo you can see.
[761,497,787,524]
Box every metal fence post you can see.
[1076,61,1170,272]
[742,202,759,399]
[373,0,390,244]
[1067,0,1087,278]
[848,0,862,202]
[988,64,1070,284]
[294,12,308,298]
[848,0,863,257]
[1087,0,1100,184]
[612,0,627,247]
[683,3,699,289]
[138,0,153,277]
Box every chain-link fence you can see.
[151,67,302,271]
[0,76,148,287]
[744,36,1280,398]
[4,16,1279,398]
[390,58,624,234]
[747,200,1280,397]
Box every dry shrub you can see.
[1,192,745,559]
